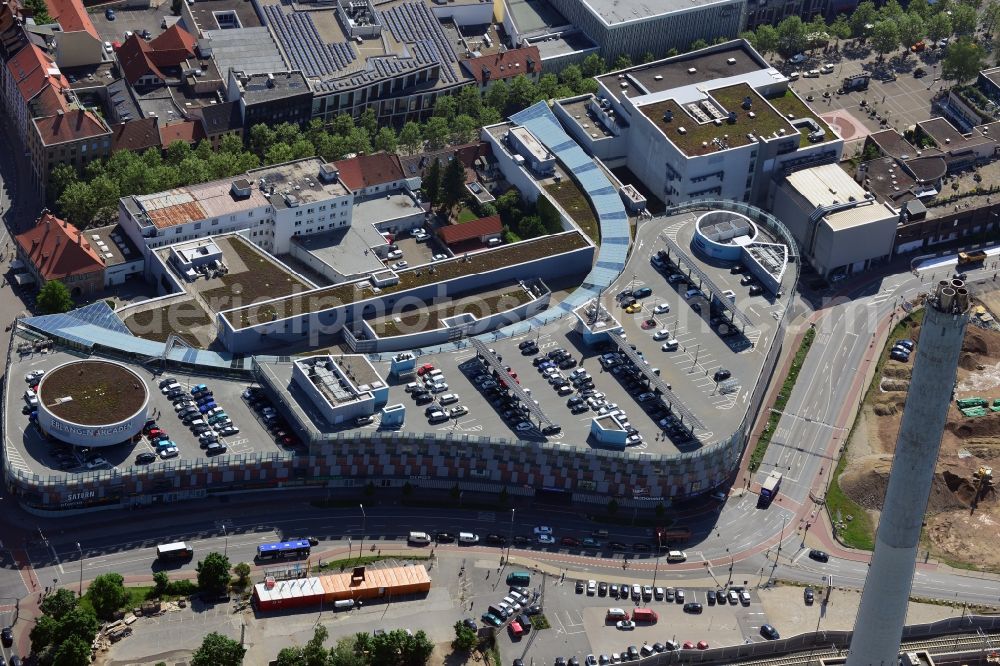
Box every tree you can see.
[53,608,99,647]
[607,499,619,515]
[88,573,127,620]
[57,180,98,226]
[753,24,779,56]
[265,143,295,167]
[196,552,232,599]
[450,114,477,144]
[777,16,807,56]
[359,108,378,137]
[850,0,878,38]
[829,14,852,42]
[441,157,466,212]
[301,625,331,666]
[951,3,977,35]
[40,589,78,621]
[909,0,931,18]
[943,37,984,83]
[433,95,457,121]
[165,140,192,166]
[507,75,536,112]
[220,133,244,155]
[191,632,246,666]
[983,0,1000,36]
[31,615,59,655]
[519,215,545,239]
[422,158,442,205]
[484,80,509,114]
[453,621,478,652]
[233,562,251,590]
[422,116,449,149]
[612,54,633,70]
[37,280,74,314]
[455,85,483,119]
[400,630,434,666]
[898,13,926,52]
[689,38,708,50]
[52,635,92,666]
[871,20,901,59]
[24,0,52,23]
[153,571,170,597]
[332,113,355,137]
[373,126,398,153]
[248,123,277,157]
[927,12,953,42]
[580,53,604,78]
[48,164,79,203]
[878,0,904,20]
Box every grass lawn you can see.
[456,207,479,224]
[749,327,816,471]
[824,308,925,550]
[544,182,600,243]
[315,554,430,573]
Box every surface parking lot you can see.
[499,574,774,666]
[371,212,791,455]
[4,350,294,476]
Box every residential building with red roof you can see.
[15,211,106,296]
[28,107,112,184]
[460,47,541,90]
[2,43,69,144]
[116,25,198,87]
[44,0,102,67]
[436,214,501,252]
[110,117,161,154]
[159,119,206,147]
[332,153,406,197]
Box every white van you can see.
[684,288,701,300]
[408,531,432,545]
[667,550,687,562]
[439,393,459,405]
[334,599,355,610]
[458,532,479,544]
[662,339,679,351]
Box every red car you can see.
[682,642,694,650]
[147,428,163,439]
[417,363,434,376]
[697,641,709,650]
[560,537,581,546]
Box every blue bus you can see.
[256,539,312,561]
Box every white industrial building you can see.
[772,163,899,279]
[552,41,843,209]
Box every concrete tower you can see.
[847,280,971,666]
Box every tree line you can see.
[740,0,993,82]
[47,62,610,231]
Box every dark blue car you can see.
[198,402,217,413]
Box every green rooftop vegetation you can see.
[765,89,835,148]
[371,287,534,337]
[545,180,600,243]
[225,231,589,328]
[199,236,311,314]
[642,83,796,156]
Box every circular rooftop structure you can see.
[693,211,758,261]
[36,360,149,447]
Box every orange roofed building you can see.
[44,0,102,67]
[15,211,106,296]
[253,564,431,611]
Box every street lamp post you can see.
[222,524,228,559]
[76,543,83,597]
[359,503,367,559]
[504,508,515,568]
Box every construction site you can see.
[837,290,1000,571]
